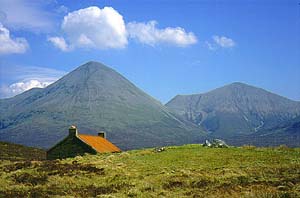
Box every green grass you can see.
[0,144,300,197]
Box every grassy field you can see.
[0,141,45,161]
[0,144,300,197]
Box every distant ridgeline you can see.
[0,61,299,149]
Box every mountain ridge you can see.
[1,62,299,148]
[167,82,300,105]
[166,82,300,145]
[0,61,204,150]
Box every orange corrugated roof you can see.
[78,134,121,153]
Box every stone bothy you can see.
[46,126,120,160]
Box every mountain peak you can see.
[59,61,121,86]
[229,82,249,87]
[210,82,268,96]
[0,61,202,149]
[46,61,137,98]
[166,82,300,139]
[223,82,256,90]
[84,61,104,66]
[77,61,110,71]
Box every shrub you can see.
[37,161,105,176]
[191,178,211,188]
[163,179,186,189]
[13,172,48,186]
[3,161,32,172]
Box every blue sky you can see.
[0,0,299,103]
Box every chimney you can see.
[98,131,106,138]
[69,125,78,136]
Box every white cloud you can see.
[59,6,127,50]
[0,23,28,54]
[206,35,236,50]
[8,79,51,94]
[0,79,54,98]
[205,41,216,51]
[212,35,235,48]
[50,6,198,51]
[0,64,66,98]
[48,36,70,52]
[127,21,197,47]
[0,0,54,32]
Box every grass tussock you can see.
[0,144,299,197]
[12,172,48,186]
[36,160,105,176]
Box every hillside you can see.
[166,82,300,145]
[230,115,300,147]
[0,141,45,161]
[0,144,299,197]
[270,115,300,135]
[0,61,204,150]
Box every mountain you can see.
[243,115,300,147]
[0,61,204,150]
[166,82,300,145]
[221,115,300,147]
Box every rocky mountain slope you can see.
[0,61,204,149]
[166,82,300,144]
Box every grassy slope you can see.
[0,145,299,197]
[0,141,45,161]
